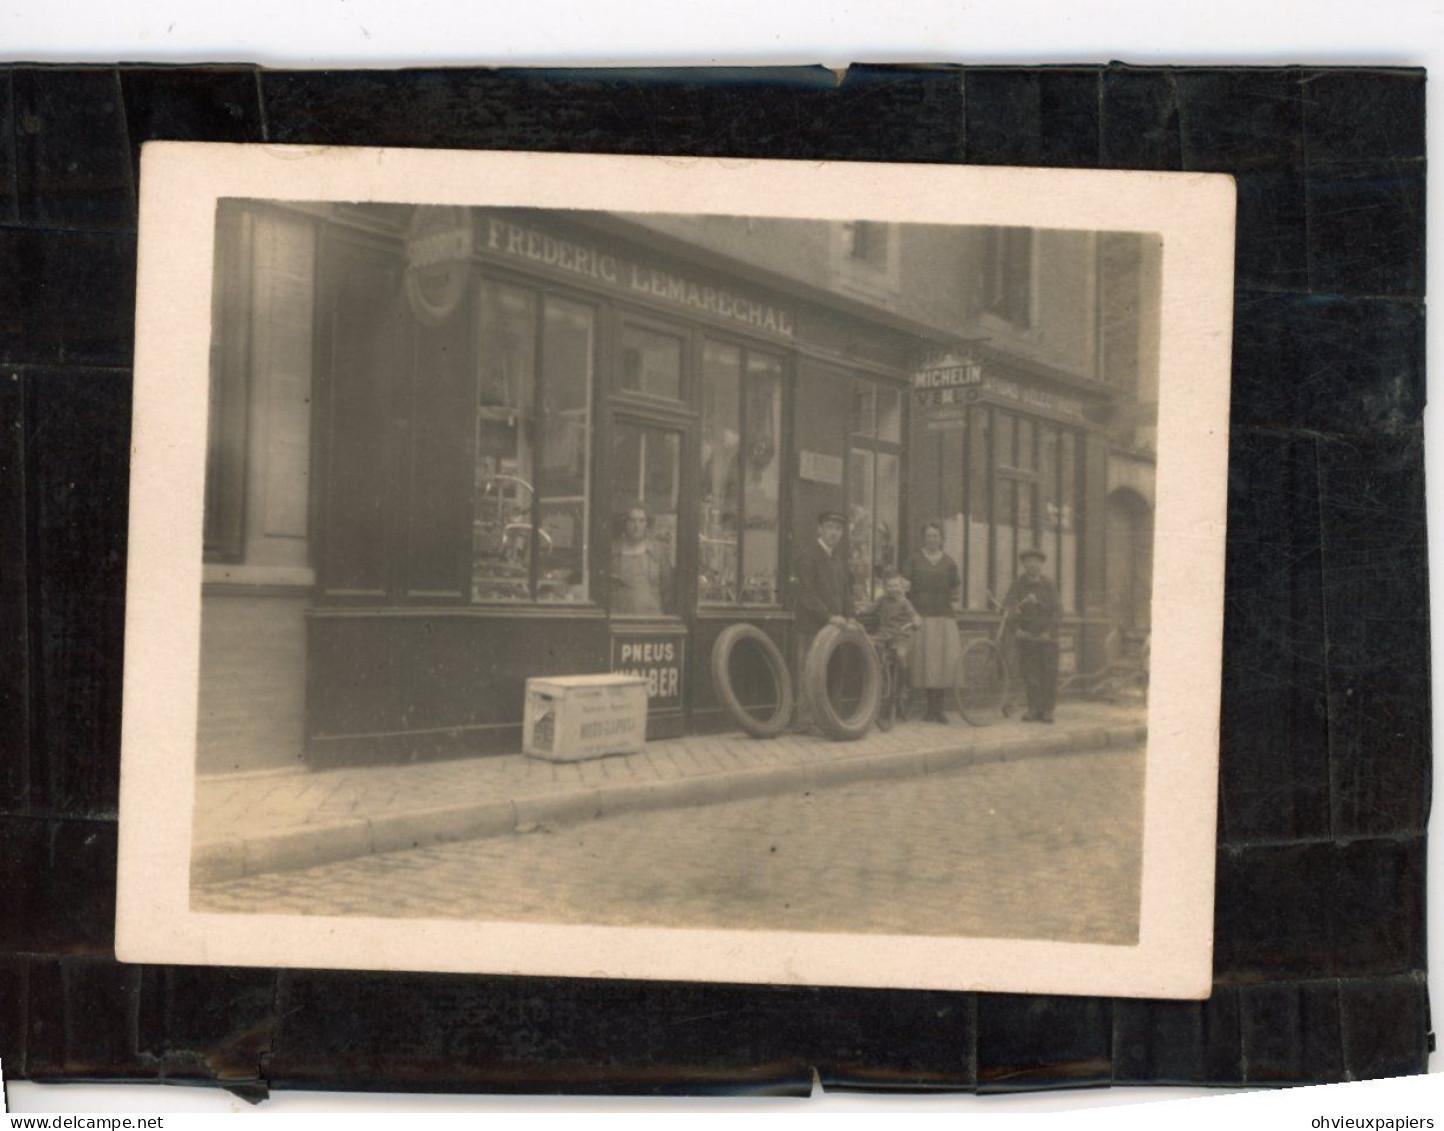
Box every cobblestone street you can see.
[195,743,1144,944]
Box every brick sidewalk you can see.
[192,701,1147,884]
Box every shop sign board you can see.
[916,360,1089,426]
[611,631,686,712]
[479,214,795,338]
[798,449,844,485]
[982,373,1087,421]
[914,350,982,427]
[923,403,970,430]
[913,352,983,392]
[404,205,474,324]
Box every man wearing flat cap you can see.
[789,509,856,731]
[1004,546,1061,723]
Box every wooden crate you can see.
[522,674,649,761]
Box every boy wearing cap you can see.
[1004,546,1061,723]
[789,510,855,731]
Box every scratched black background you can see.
[0,64,1429,1098]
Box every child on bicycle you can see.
[874,569,922,682]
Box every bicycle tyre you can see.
[954,637,1005,727]
[803,623,882,741]
[711,623,794,739]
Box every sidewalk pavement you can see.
[192,702,1147,885]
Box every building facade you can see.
[197,201,1160,775]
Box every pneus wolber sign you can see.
[612,632,686,712]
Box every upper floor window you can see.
[843,220,890,270]
[983,227,1034,327]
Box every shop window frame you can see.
[613,309,692,408]
[468,273,602,608]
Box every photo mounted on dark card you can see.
[115,143,1234,999]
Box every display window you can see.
[471,281,595,603]
[698,341,784,607]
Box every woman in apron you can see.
[903,522,962,722]
[611,503,672,615]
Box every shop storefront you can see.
[199,202,1116,772]
[907,348,1113,678]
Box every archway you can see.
[1105,487,1154,637]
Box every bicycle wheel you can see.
[874,651,896,732]
[954,637,1005,726]
[893,664,912,723]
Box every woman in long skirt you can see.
[903,522,962,722]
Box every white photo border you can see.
[115,144,1234,999]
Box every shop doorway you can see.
[606,406,693,739]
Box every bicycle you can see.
[952,600,1017,727]
[870,631,913,732]
[1059,628,1150,705]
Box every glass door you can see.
[608,419,684,617]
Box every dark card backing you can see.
[0,62,1429,1098]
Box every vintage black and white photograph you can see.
[116,146,1233,998]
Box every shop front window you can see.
[994,409,1036,589]
[961,406,1080,614]
[610,423,680,615]
[1024,419,1079,613]
[848,378,904,607]
[699,342,783,606]
[741,354,783,604]
[471,282,594,603]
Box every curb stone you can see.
[196,723,1143,882]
